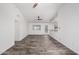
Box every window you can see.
[33,25,41,30]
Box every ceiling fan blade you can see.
[33,3,38,8]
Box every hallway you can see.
[2,35,77,55]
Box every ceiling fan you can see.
[33,3,38,8]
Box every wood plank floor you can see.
[2,35,77,55]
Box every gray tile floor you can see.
[2,35,77,55]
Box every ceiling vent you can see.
[33,3,38,8]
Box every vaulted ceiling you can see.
[15,3,62,22]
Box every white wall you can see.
[50,4,79,54]
[0,4,16,54]
[15,8,28,41]
[0,3,28,54]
